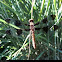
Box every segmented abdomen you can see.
[32,30,36,49]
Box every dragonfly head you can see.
[29,19,34,23]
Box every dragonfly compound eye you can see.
[29,19,34,22]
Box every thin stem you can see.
[28,31,31,60]
[31,0,35,19]
[55,31,57,60]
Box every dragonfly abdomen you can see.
[32,30,36,49]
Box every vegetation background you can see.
[0,0,62,60]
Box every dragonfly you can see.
[4,15,59,49]
[28,19,36,49]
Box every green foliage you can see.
[0,0,62,60]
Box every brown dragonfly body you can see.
[29,19,36,49]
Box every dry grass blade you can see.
[12,34,30,58]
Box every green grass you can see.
[0,0,62,60]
